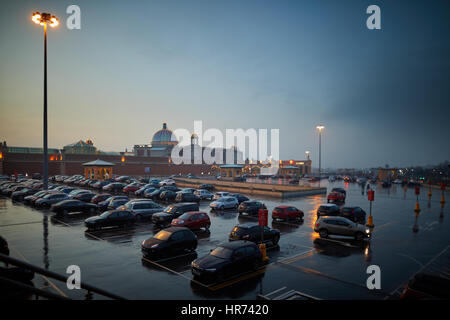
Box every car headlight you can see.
[365,229,370,233]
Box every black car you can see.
[331,187,346,196]
[199,184,214,191]
[84,210,136,230]
[147,187,177,200]
[51,199,98,215]
[229,223,280,246]
[152,203,200,226]
[340,207,366,224]
[160,190,177,202]
[107,199,129,210]
[141,227,197,258]
[230,193,250,204]
[11,188,39,201]
[73,192,96,203]
[191,241,262,282]
[3,185,26,197]
[317,204,340,217]
[175,192,201,203]
[97,196,129,212]
[238,201,266,216]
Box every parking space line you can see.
[0,220,44,228]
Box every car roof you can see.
[161,226,190,233]
[219,240,256,249]
[236,222,259,228]
[182,211,206,215]
[320,216,352,222]
[319,203,339,208]
[275,205,291,209]
[170,202,198,207]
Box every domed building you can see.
[133,123,178,157]
[151,123,178,148]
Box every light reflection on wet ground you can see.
[0,181,449,299]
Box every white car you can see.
[159,179,176,186]
[209,196,238,210]
[194,189,214,200]
[212,191,230,200]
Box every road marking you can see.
[0,221,44,228]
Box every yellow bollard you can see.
[441,195,446,205]
[428,190,432,197]
[366,215,374,228]
[414,202,421,214]
[259,243,269,262]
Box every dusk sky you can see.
[0,0,449,169]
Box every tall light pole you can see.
[32,12,59,190]
[316,125,324,185]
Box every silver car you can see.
[314,216,371,240]
[194,189,214,200]
[212,191,230,200]
[120,200,163,220]
[209,196,238,210]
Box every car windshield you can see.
[164,206,176,213]
[178,213,192,220]
[100,211,110,218]
[232,226,248,235]
[210,246,233,259]
[154,230,172,240]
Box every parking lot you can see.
[1,180,449,300]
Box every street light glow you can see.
[316,125,325,131]
[31,12,59,28]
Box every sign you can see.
[258,208,268,227]
[145,167,150,174]
[368,189,374,202]
[415,186,420,195]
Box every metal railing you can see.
[0,253,126,300]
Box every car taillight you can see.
[316,223,320,228]
[243,235,250,239]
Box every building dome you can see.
[151,123,178,146]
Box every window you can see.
[170,232,184,241]
[336,220,350,227]
[245,246,256,255]
[191,215,199,221]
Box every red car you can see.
[171,211,211,231]
[327,192,345,203]
[91,193,111,204]
[122,182,142,193]
[272,206,304,221]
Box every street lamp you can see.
[316,125,325,185]
[31,12,59,190]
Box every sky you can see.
[0,0,449,169]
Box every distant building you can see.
[63,139,97,154]
[133,122,178,158]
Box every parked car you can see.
[135,186,156,197]
[194,189,214,200]
[152,203,200,226]
[230,193,250,204]
[272,206,304,221]
[317,204,340,217]
[73,192,96,203]
[171,211,211,230]
[159,179,176,186]
[120,200,163,220]
[340,207,366,224]
[11,188,39,201]
[51,199,98,215]
[238,201,266,216]
[123,182,142,194]
[107,198,129,211]
[229,223,280,246]
[175,192,201,203]
[97,196,129,212]
[331,187,347,196]
[210,196,239,210]
[92,181,111,189]
[180,188,196,194]
[314,216,371,240]
[35,193,69,208]
[199,184,214,191]
[160,190,178,202]
[191,241,262,282]
[84,210,136,230]
[327,191,346,203]
[68,189,89,198]
[91,194,111,204]
[103,182,126,192]
[24,190,53,205]
[3,185,26,197]
[147,186,177,200]
[141,227,197,258]
[213,192,230,200]
[143,187,158,198]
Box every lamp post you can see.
[316,125,324,186]
[31,12,59,190]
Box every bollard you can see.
[441,195,446,205]
[414,202,421,215]
[428,189,432,198]
[259,243,269,262]
[366,215,374,228]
